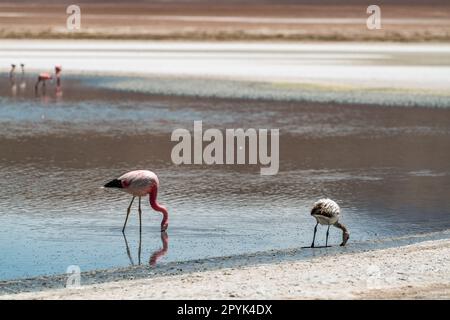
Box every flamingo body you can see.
[311,198,340,225]
[38,72,52,81]
[117,170,159,197]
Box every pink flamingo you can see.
[9,64,17,96]
[35,72,52,93]
[54,65,62,87]
[35,65,62,93]
[9,64,16,82]
[104,170,169,232]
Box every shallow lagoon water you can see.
[1,75,450,280]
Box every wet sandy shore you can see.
[1,235,449,299]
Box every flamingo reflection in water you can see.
[122,231,169,266]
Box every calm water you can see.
[1,75,450,280]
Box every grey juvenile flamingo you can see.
[310,198,350,247]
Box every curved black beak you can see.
[104,179,122,188]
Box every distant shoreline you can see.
[1,2,450,42]
[1,32,450,43]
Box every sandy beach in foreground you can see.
[2,239,449,300]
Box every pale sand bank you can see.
[2,239,449,300]
[2,41,450,92]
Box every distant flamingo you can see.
[310,198,349,247]
[9,64,16,81]
[104,170,169,232]
[35,72,52,93]
[9,64,17,96]
[54,65,62,87]
[35,65,62,94]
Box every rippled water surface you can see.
[1,75,450,280]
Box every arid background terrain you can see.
[1,0,449,41]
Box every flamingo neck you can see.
[149,186,168,229]
[334,222,348,235]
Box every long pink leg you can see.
[138,196,142,233]
[122,196,135,233]
[138,197,143,264]
[138,218,142,265]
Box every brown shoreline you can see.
[1,1,449,41]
